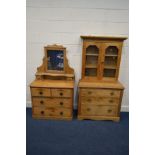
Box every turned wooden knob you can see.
[60,112,63,115]
[60,102,63,105]
[109,100,114,103]
[39,91,43,95]
[41,111,44,115]
[88,91,92,94]
[60,92,63,96]
[87,108,91,111]
[87,99,91,102]
[40,100,44,104]
[108,109,112,113]
[110,92,114,96]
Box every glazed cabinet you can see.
[82,36,126,81]
[78,36,127,121]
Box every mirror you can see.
[47,50,64,71]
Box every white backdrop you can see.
[26,0,129,111]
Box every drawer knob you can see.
[60,102,63,105]
[60,92,63,96]
[88,91,92,94]
[109,100,114,103]
[87,99,91,102]
[110,92,114,96]
[60,112,63,115]
[40,100,44,104]
[108,109,112,113]
[39,92,43,95]
[87,108,91,111]
[41,111,44,115]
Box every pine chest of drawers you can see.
[78,80,124,121]
[30,80,74,120]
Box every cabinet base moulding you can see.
[32,115,73,120]
[77,115,120,122]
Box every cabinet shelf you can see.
[85,64,97,68]
[105,54,118,57]
[104,65,117,69]
[86,53,99,56]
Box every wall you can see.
[26,0,129,111]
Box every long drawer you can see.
[81,88,121,98]
[32,97,72,108]
[81,97,119,105]
[81,105,118,116]
[33,107,71,117]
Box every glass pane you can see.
[85,68,97,76]
[86,55,98,67]
[104,56,117,68]
[103,69,116,77]
[47,50,64,71]
[105,46,118,56]
[86,45,99,54]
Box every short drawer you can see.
[80,89,121,98]
[52,89,72,97]
[33,107,71,117]
[81,97,119,105]
[81,105,117,116]
[31,88,51,97]
[32,97,72,108]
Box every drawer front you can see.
[32,97,72,108]
[81,105,117,116]
[52,89,72,97]
[81,89,121,98]
[81,97,119,105]
[31,88,51,97]
[33,107,71,117]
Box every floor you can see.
[26,108,129,155]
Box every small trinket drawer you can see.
[30,80,74,120]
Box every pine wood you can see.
[36,44,74,80]
[30,44,74,120]
[32,97,72,108]
[78,36,127,121]
[81,36,126,81]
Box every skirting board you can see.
[26,101,129,112]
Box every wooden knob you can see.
[60,92,63,96]
[87,99,91,102]
[110,92,114,96]
[39,92,43,95]
[60,112,63,115]
[60,102,63,105]
[40,100,44,104]
[88,91,92,94]
[87,108,91,111]
[41,111,44,115]
[108,109,112,113]
[109,100,114,103]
